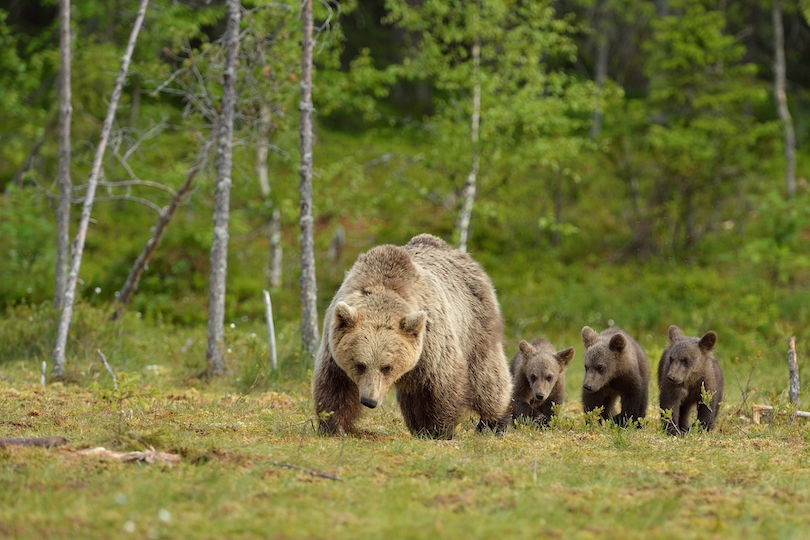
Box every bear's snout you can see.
[535,392,545,401]
[583,383,592,392]
[360,397,378,409]
[666,375,677,383]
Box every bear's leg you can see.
[312,356,362,435]
[677,403,693,433]
[696,401,717,431]
[582,390,609,421]
[617,391,647,426]
[468,348,512,434]
[511,400,536,424]
[396,388,459,439]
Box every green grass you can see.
[2,376,810,539]
[1,300,810,539]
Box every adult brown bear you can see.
[311,234,512,439]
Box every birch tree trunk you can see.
[52,0,149,378]
[299,0,319,359]
[457,31,480,254]
[590,0,609,139]
[256,102,271,199]
[112,130,216,320]
[268,207,282,289]
[206,0,241,377]
[54,0,72,309]
[772,0,797,199]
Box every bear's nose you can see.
[667,375,677,383]
[535,393,545,401]
[583,384,592,392]
[360,397,378,409]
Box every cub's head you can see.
[518,340,574,404]
[581,326,626,393]
[660,325,716,386]
[329,300,426,409]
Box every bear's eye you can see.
[546,375,553,382]
[681,358,689,366]
[530,374,537,383]
[596,365,605,374]
[381,365,392,375]
[355,363,366,374]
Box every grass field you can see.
[1,304,809,539]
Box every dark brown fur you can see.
[581,326,650,425]
[311,234,512,439]
[510,339,574,426]
[658,325,724,434]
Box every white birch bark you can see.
[52,0,149,377]
[268,207,282,289]
[457,32,480,254]
[206,0,241,376]
[55,0,72,309]
[299,0,319,358]
[256,101,271,199]
[772,0,797,199]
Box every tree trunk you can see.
[590,1,609,139]
[457,30,480,254]
[772,0,797,199]
[256,101,271,199]
[206,0,241,377]
[268,207,282,290]
[112,130,216,320]
[299,0,320,359]
[52,0,149,378]
[55,0,72,309]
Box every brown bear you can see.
[581,326,650,425]
[658,325,724,434]
[311,234,512,439]
[510,339,575,426]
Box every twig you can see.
[98,349,118,389]
[0,437,68,448]
[268,461,342,481]
[788,336,799,405]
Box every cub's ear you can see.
[518,340,534,358]
[333,302,358,333]
[668,325,685,344]
[608,333,626,353]
[399,311,427,338]
[699,331,717,352]
[582,326,598,348]
[556,347,575,367]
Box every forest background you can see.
[2,0,810,537]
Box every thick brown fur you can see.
[658,325,724,434]
[510,339,575,426]
[581,326,650,426]
[311,234,512,439]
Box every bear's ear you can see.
[582,326,598,348]
[556,347,575,367]
[608,333,626,353]
[518,340,534,358]
[333,302,359,333]
[699,331,717,352]
[668,325,685,344]
[399,311,427,338]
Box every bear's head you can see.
[329,298,426,409]
[660,325,716,386]
[518,340,574,404]
[581,326,627,393]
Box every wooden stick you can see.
[788,336,799,405]
[263,290,278,371]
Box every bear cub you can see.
[510,339,575,426]
[581,326,650,426]
[658,325,724,434]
